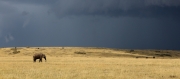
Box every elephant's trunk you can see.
[44,56,46,62]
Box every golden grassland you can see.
[0,47,180,79]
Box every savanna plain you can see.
[0,47,180,79]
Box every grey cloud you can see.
[0,0,49,40]
[22,17,30,28]
[0,1,17,14]
[50,0,142,17]
[0,0,180,50]
[0,30,2,38]
[5,33,14,43]
[21,11,31,28]
[50,0,180,18]
[2,0,180,18]
[22,11,29,16]
[0,0,58,5]
[145,0,180,6]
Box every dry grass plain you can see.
[0,47,180,79]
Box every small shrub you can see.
[74,51,86,54]
[13,51,20,54]
[155,50,161,52]
[12,47,20,54]
[169,75,177,78]
[129,50,134,52]
[155,53,171,57]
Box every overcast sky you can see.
[0,0,180,50]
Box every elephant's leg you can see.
[39,58,42,62]
[34,58,36,62]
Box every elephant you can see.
[33,53,46,62]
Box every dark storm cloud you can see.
[50,0,180,18]
[0,0,180,50]
[0,2,17,14]
[1,0,180,18]
[22,11,29,16]
[0,0,58,5]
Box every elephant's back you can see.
[33,53,43,57]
